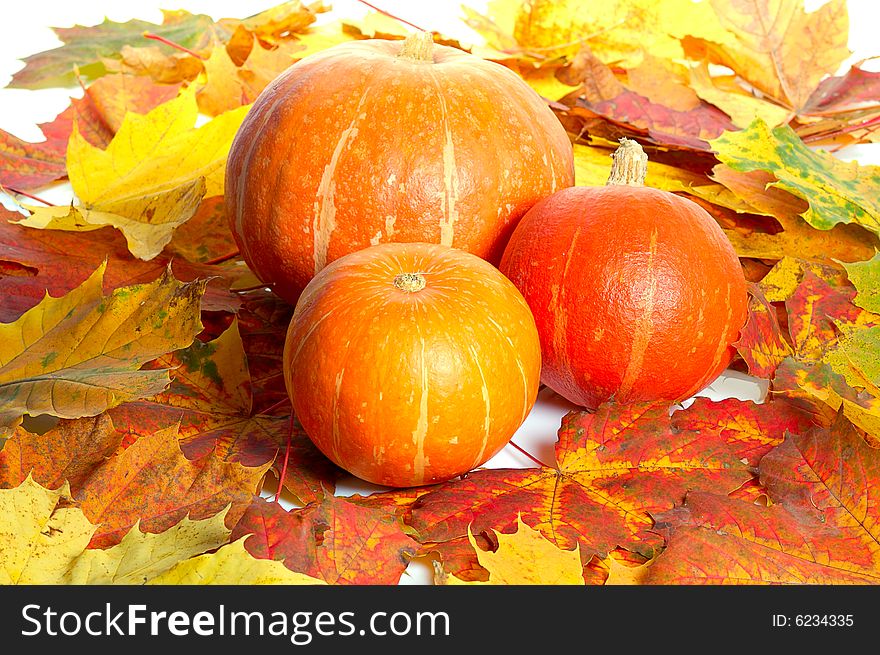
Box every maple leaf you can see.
[17,87,250,260]
[684,0,850,122]
[104,45,204,84]
[0,475,293,584]
[0,414,121,490]
[0,262,205,435]
[0,204,241,323]
[39,74,182,150]
[196,34,301,116]
[0,477,96,584]
[644,490,879,584]
[641,412,880,584]
[734,284,794,379]
[434,516,583,585]
[407,399,814,569]
[8,10,222,89]
[711,119,880,237]
[74,423,269,548]
[108,320,339,504]
[564,48,736,151]
[802,63,880,116]
[63,510,232,584]
[463,0,730,69]
[709,165,879,264]
[842,252,880,314]
[0,131,66,192]
[232,495,417,584]
[149,538,326,585]
[773,359,880,440]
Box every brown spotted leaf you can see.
[0,414,122,490]
[74,423,268,549]
[232,495,417,585]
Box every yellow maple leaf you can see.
[0,262,205,435]
[65,511,232,584]
[0,477,93,585]
[148,538,327,585]
[437,515,583,585]
[19,87,250,260]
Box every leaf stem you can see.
[508,440,552,469]
[259,396,291,416]
[353,0,429,33]
[0,185,56,206]
[203,249,241,266]
[274,413,294,504]
[142,31,206,60]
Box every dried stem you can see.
[606,137,647,187]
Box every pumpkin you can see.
[283,242,542,487]
[499,138,748,409]
[225,31,574,305]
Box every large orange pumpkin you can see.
[499,138,748,409]
[226,31,574,305]
[284,242,542,487]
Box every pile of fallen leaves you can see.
[1,0,879,585]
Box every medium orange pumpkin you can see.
[226,31,574,305]
[283,242,542,487]
[499,138,748,409]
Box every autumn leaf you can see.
[63,510,232,584]
[645,490,879,584]
[434,516,583,585]
[17,87,250,260]
[734,284,794,378]
[711,119,880,236]
[709,165,879,264]
[9,10,222,89]
[842,252,880,314]
[637,411,880,584]
[196,34,301,116]
[40,74,182,150]
[0,414,122,490]
[149,537,326,585]
[0,475,298,585]
[564,48,736,151]
[75,423,268,548]
[0,131,66,192]
[0,204,240,323]
[0,262,205,435]
[0,477,96,584]
[107,320,339,504]
[232,495,417,585]
[463,0,730,68]
[684,0,850,122]
[407,399,814,571]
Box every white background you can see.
[0,1,878,584]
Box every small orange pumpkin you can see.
[500,138,748,409]
[226,31,574,305]
[284,242,542,487]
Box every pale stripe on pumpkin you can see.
[411,337,429,485]
[468,343,492,468]
[617,227,659,399]
[312,86,371,275]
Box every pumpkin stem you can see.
[393,272,426,293]
[397,30,435,62]
[606,137,648,187]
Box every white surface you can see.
[0,1,878,586]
